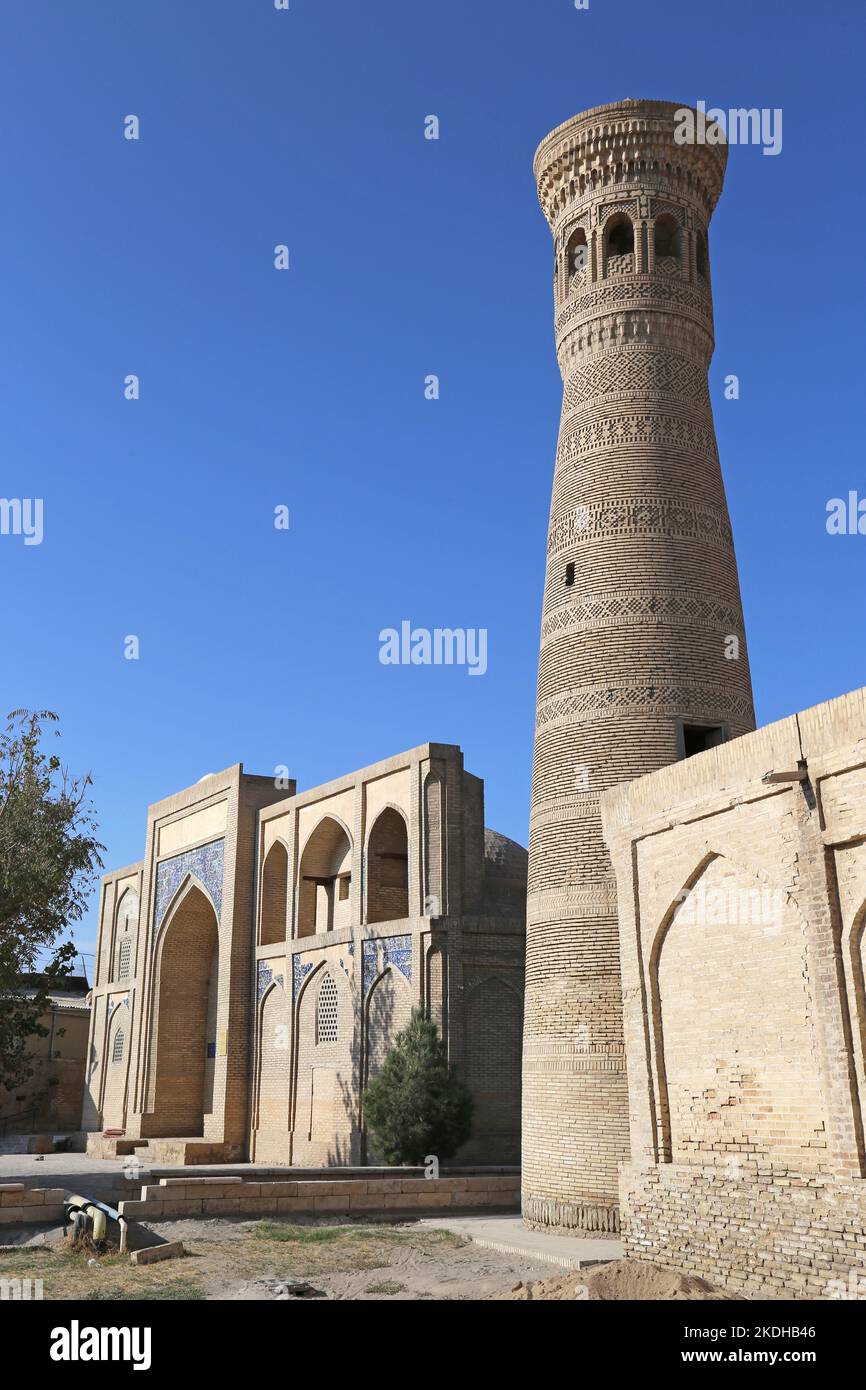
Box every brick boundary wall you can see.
[119,1175,519,1221]
[621,1164,866,1300]
[0,1184,66,1225]
[602,685,866,1298]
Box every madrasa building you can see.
[83,744,527,1166]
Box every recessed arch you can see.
[101,1002,131,1130]
[649,851,825,1168]
[464,975,523,1158]
[154,872,219,951]
[653,212,682,271]
[115,886,139,927]
[604,212,634,275]
[111,887,139,984]
[254,975,289,1142]
[364,964,413,1088]
[847,899,866,1120]
[150,881,219,1137]
[260,839,289,946]
[297,816,353,937]
[291,961,354,1162]
[366,806,409,924]
[564,224,588,290]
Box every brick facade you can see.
[83,745,526,1167]
[601,684,866,1297]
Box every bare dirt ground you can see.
[490,1259,740,1301]
[0,1216,556,1301]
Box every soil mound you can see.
[490,1259,739,1301]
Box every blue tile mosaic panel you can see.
[362,935,412,995]
[153,838,225,937]
[293,955,314,1000]
[257,961,285,1002]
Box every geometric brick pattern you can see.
[562,348,710,410]
[523,99,756,1233]
[546,499,734,557]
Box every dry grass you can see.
[0,1222,468,1301]
[0,1243,205,1301]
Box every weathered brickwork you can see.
[524,99,755,1231]
[83,745,527,1168]
[621,1166,866,1300]
[0,1184,66,1225]
[602,684,866,1296]
[118,1173,520,1222]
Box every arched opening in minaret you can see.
[604,214,634,275]
[565,226,588,289]
[654,214,681,272]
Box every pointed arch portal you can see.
[152,882,219,1136]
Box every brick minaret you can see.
[523,100,756,1231]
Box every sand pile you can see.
[490,1259,739,1301]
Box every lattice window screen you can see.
[316,975,339,1044]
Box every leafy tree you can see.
[0,710,103,1092]
[363,1007,473,1165]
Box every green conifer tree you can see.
[363,1007,473,1165]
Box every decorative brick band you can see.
[546,499,733,558]
[556,414,718,465]
[522,1193,620,1234]
[556,275,712,337]
[540,590,743,641]
[534,681,754,731]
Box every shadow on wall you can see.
[326,1070,358,1167]
[359,966,402,1165]
[314,962,449,1168]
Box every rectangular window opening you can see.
[681,722,727,758]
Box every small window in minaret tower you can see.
[680,722,727,758]
[565,564,575,587]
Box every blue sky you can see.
[1,0,864,969]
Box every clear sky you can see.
[1,0,864,971]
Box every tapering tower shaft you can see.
[523,101,756,1231]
